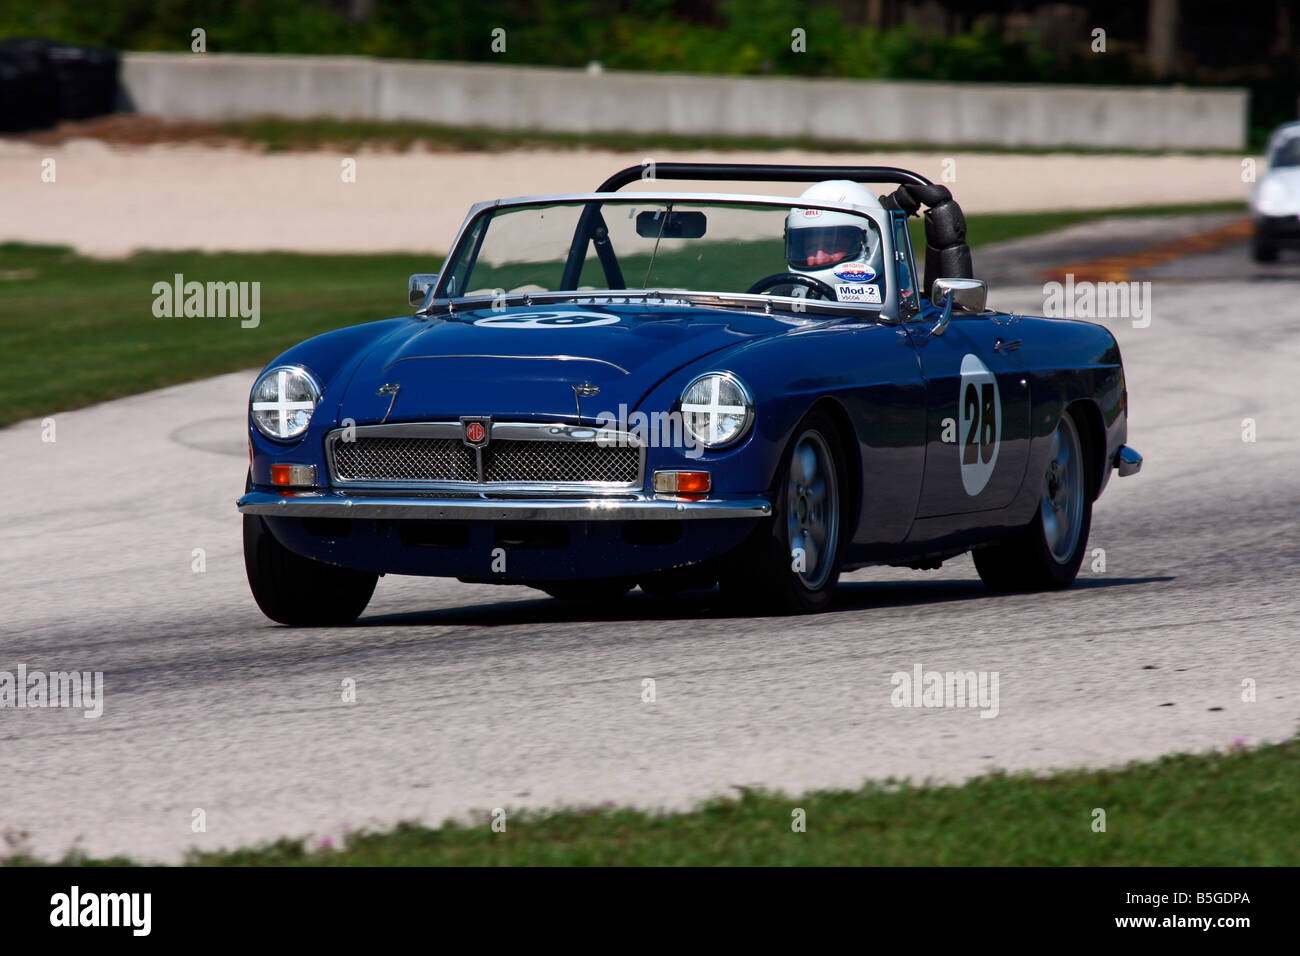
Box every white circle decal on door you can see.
[958,353,1001,496]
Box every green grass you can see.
[0,200,1245,427]
[0,244,434,428]
[8,739,1297,866]
[219,117,1251,158]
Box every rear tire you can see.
[720,411,846,613]
[243,515,377,625]
[974,411,1092,592]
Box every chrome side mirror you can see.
[929,277,988,336]
[408,273,440,307]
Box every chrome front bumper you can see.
[237,490,772,521]
[1114,445,1143,477]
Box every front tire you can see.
[1252,234,1279,263]
[974,411,1092,592]
[243,515,377,625]
[721,411,846,613]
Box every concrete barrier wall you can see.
[120,52,1248,150]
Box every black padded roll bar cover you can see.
[906,183,952,207]
[925,197,967,245]
[880,182,974,292]
[922,204,972,291]
[879,189,920,216]
[925,244,974,293]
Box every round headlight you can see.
[680,372,754,449]
[250,366,321,441]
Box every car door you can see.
[903,301,1031,518]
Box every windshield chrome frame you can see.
[426,192,898,322]
[420,288,882,321]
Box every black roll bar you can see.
[596,162,933,192]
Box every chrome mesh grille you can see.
[332,437,475,482]
[330,435,639,485]
[486,440,639,483]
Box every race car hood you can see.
[1256,167,1300,210]
[1263,167,1300,189]
[335,303,803,424]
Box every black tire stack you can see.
[0,38,119,133]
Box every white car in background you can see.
[1251,121,1300,262]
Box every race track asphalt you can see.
[2,238,1298,862]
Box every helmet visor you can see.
[786,225,867,270]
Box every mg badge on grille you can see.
[461,417,491,448]
[573,383,600,398]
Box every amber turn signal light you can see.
[652,470,711,494]
[270,464,317,487]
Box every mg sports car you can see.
[237,162,1142,624]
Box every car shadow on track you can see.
[353,574,1175,629]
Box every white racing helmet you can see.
[785,180,886,304]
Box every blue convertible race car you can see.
[237,162,1142,624]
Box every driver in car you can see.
[783,180,887,305]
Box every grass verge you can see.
[0,200,1244,427]
[7,739,1296,866]
[0,245,432,428]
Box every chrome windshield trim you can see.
[421,289,884,321]
[479,191,890,214]
[237,490,771,521]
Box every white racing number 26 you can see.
[958,353,1000,496]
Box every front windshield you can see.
[1271,136,1300,168]
[438,199,887,308]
